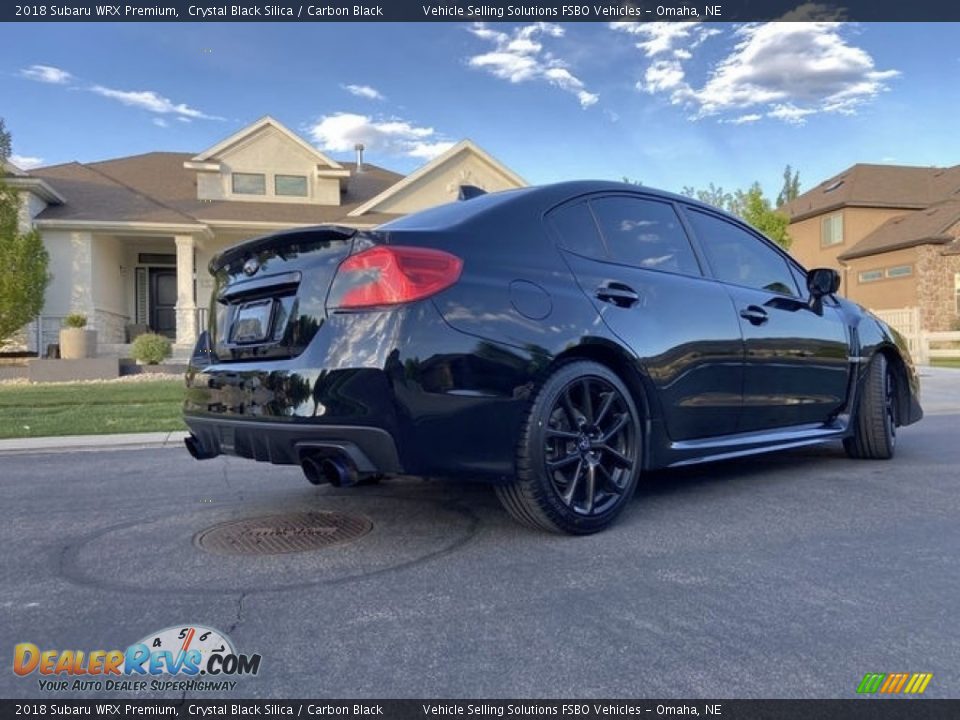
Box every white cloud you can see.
[10,154,43,170]
[152,118,169,128]
[766,103,818,124]
[308,112,454,160]
[467,22,598,108]
[640,60,687,95]
[90,85,222,120]
[343,84,385,101]
[615,22,898,125]
[610,22,715,58]
[20,64,72,84]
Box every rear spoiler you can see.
[458,185,487,201]
[210,225,357,273]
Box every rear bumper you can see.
[183,416,403,474]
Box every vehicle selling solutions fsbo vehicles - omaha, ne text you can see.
[183,181,923,534]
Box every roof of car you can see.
[380,180,724,231]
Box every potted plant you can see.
[131,332,172,367]
[59,312,97,359]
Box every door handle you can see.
[739,305,769,325]
[595,283,640,308]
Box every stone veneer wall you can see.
[94,308,129,345]
[915,227,960,332]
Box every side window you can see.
[590,196,701,276]
[547,201,606,259]
[685,209,800,297]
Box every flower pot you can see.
[59,328,98,359]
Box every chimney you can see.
[354,143,365,172]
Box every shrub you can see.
[131,333,172,365]
[64,313,87,329]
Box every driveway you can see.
[2,368,958,699]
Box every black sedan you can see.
[184,181,922,534]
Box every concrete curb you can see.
[0,430,189,454]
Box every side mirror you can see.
[807,268,841,297]
[806,268,840,315]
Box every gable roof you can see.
[31,152,404,228]
[785,163,960,222]
[348,139,526,217]
[3,160,27,177]
[190,115,343,170]
[839,198,960,260]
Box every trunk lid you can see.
[204,226,359,362]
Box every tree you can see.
[683,180,792,249]
[682,182,734,213]
[776,164,801,207]
[737,183,791,249]
[0,119,51,345]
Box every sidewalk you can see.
[0,430,188,454]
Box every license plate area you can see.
[230,299,274,344]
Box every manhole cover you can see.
[195,511,373,555]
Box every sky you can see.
[3,22,959,198]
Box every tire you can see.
[843,354,897,460]
[495,360,643,534]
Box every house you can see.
[784,163,960,331]
[5,116,526,355]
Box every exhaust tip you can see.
[301,453,359,487]
[185,435,217,461]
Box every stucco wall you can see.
[42,230,94,318]
[788,207,909,293]
[371,153,521,215]
[844,247,919,311]
[196,126,342,205]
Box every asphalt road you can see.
[2,369,958,700]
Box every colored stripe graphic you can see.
[857,673,886,694]
[858,672,933,694]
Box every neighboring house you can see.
[5,116,526,354]
[784,163,960,331]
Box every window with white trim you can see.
[858,269,883,283]
[821,213,844,247]
[886,265,913,278]
[232,173,266,195]
[275,174,308,197]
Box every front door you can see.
[681,207,850,432]
[149,268,177,338]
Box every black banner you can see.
[2,700,960,720]
[4,0,960,23]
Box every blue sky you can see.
[3,22,958,197]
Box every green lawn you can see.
[931,358,960,369]
[0,380,186,439]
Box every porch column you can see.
[174,234,197,348]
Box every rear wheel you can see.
[844,354,897,460]
[496,361,642,534]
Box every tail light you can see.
[327,245,463,310]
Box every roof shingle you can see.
[31,151,405,227]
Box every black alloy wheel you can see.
[496,360,642,534]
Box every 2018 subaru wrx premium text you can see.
[183,181,922,534]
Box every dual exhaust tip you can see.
[300,453,360,487]
[185,434,360,488]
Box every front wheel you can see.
[496,361,643,534]
[844,354,897,460]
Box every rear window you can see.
[548,201,606,258]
